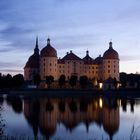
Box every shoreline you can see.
[1,88,139,99]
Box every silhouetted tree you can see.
[113,78,118,89]
[58,74,66,88]
[69,100,77,113]
[80,100,88,112]
[33,74,40,87]
[120,73,127,88]
[69,75,77,88]
[80,76,88,88]
[46,101,54,112]
[13,74,24,88]
[58,101,65,113]
[46,75,54,88]
[10,97,23,114]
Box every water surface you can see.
[0,95,140,140]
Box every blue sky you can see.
[0,0,140,75]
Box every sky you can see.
[0,0,140,75]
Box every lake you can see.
[0,94,140,140]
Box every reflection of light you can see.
[95,102,98,108]
[117,83,121,88]
[119,99,121,106]
[99,83,103,89]
[99,98,103,108]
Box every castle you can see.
[24,38,119,85]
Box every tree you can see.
[58,74,66,88]
[12,74,24,88]
[80,76,88,88]
[46,75,54,88]
[33,74,40,87]
[113,78,118,89]
[120,72,127,88]
[69,75,77,88]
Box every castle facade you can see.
[24,38,119,83]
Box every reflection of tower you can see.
[24,100,40,140]
[39,99,58,139]
[102,98,119,140]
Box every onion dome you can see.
[40,38,57,57]
[24,54,40,69]
[103,42,119,59]
[83,50,94,64]
[24,37,40,69]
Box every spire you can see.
[109,41,113,49]
[35,36,38,49]
[47,38,50,45]
[86,50,89,56]
[34,37,39,55]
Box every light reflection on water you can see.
[0,95,140,140]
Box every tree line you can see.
[120,72,140,88]
[0,73,24,90]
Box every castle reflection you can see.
[23,96,125,140]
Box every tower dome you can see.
[24,54,40,68]
[24,37,40,69]
[40,38,57,57]
[103,42,119,59]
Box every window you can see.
[108,60,110,63]
[50,68,51,72]
[114,70,116,73]
[108,70,110,73]
[59,65,61,68]
[92,66,94,69]
[108,65,110,68]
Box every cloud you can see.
[120,55,140,61]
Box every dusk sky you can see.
[0,0,140,75]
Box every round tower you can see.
[103,42,119,81]
[40,38,58,81]
[24,37,40,81]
